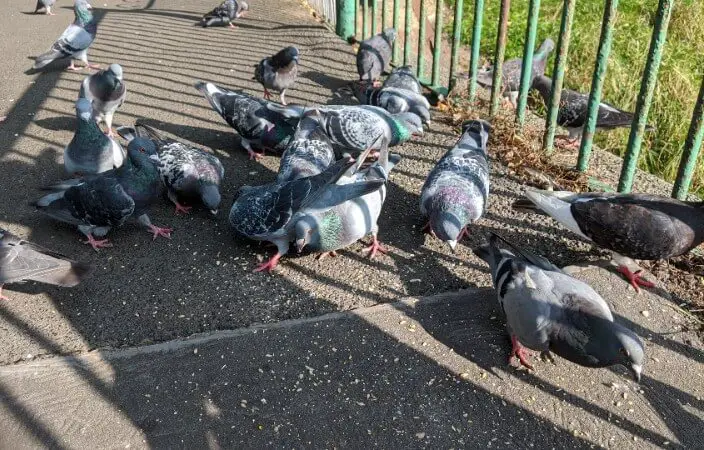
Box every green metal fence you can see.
[326,0,704,199]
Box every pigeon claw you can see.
[174,203,192,215]
[148,225,173,240]
[422,222,437,238]
[363,236,387,259]
[509,335,534,371]
[457,226,470,241]
[247,149,264,160]
[82,235,113,251]
[0,286,10,301]
[254,253,282,273]
[617,266,655,293]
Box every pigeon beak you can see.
[295,238,306,253]
[446,240,458,252]
[630,363,642,383]
[412,131,424,137]
[148,154,162,166]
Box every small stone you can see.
[622,392,628,400]
[615,401,622,407]
[459,373,470,380]
[641,310,651,318]
[193,348,198,354]
[415,432,426,439]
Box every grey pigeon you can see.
[353,28,397,82]
[351,81,431,124]
[513,189,704,292]
[229,157,385,272]
[194,81,296,160]
[0,227,92,301]
[473,233,645,381]
[117,123,225,216]
[277,117,335,183]
[383,65,422,94]
[34,137,171,250]
[201,0,248,28]
[64,98,125,176]
[254,46,300,105]
[420,120,491,250]
[294,138,400,259]
[476,38,555,107]
[34,0,56,15]
[531,75,654,149]
[32,0,99,72]
[79,63,126,137]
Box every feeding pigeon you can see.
[383,65,422,94]
[64,98,125,176]
[78,63,126,137]
[253,46,300,105]
[34,137,172,250]
[201,0,249,28]
[531,75,654,149]
[294,137,399,260]
[194,81,296,160]
[420,120,491,250]
[352,28,397,83]
[476,38,555,107]
[277,117,335,183]
[117,123,225,216]
[34,0,56,15]
[32,0,99,72]
[512,189,704,292]
[229,157,385,272]
[473,233,645,381]
[350,81,431,124]
[0,227,93,301]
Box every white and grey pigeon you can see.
[34,0,56,15]
[0,227,93,301]
[32,0,99,72]
[476,38,555,107]
[531,75,654,149]
[352,28,397,83]
[201,0,248,28]
[294,137,400,260]
[253,46,300,105]
[229,157,385,272]
[78,63,126,137]
[117,123,225,216]
[64,98,125,176]
[34,137,172,250]
[473,233,645,381]
[513,189,704,292]
[351,81,431,124]
[277,116,335,183]
[194,81,297,160]
[383,65,422,94]
[420,120,491,250]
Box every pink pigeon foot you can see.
[254,253,282,272]
[0,285,10,301]
[174,202,192,215]
[422,222,437,238]
[229,22,236,28]
[363,236,387,259]
[316,251,338,260]
[82,235,113,251]
[66,63,83,72]
[86,63,101,70]
[263,88,272,100]
[457,226,470,241]
[247,148,264,160]
[105,128,116,137]
[147,224,173,240]
[617,265,655,293]
[509,335,534,370]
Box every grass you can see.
[451,0,704,196]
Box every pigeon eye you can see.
[139,147,146,153]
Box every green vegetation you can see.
[454,0,704,195]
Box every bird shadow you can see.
[33,116,75,132]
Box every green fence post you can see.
[382,0,387,29]
[515,0,540,130]
[468,0,484,102]
[618,0,673,193]
[577,0,619,172]
[431,0,443,86]
[404,0,412,66]
[449,0,464,91]
[372,0,378,35]
[672,76,704,199]
[337,0,356,39]
[417,0,427,79]
[392,0,400,64]
[489,0,511,117]
[542,0,576,154]
[363,0,369,39]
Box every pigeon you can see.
[34,137,172,250]
[512,190,704,292]
[294,137,399,259]
[201,0,249,28]
[383,65,422,94]
[350,81,431,124]
[420,120,491,250]
[34,0,56,15]
[117,123,225,216]
[194,81,296,160]
[229,157,385,272]
[277,117,335,183]
[253,46,300,105]
[531,75,653,149]
[473,233,645,381]
[352,28,397,83]
[476,38,555,107]
[78,63,126,137]
[0,227,93,301]
[64,98,125,176]
[32,0,99,72]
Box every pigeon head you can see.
[107,64,123,80]
[461,119,491,151]
[610,324,645,382]
[199,182,221,216]
[75,98,93,121]
[126,138,160,169]
[238,0,249,13]
[74,0,93,24]
[537,38,556,57]
[294,218,318,253]
[382,28,397,44]
[396,112,424,138]
[429,210,464,251]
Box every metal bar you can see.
[515,0,540,129]
[404,0,412,66]
[431,0,443,86]
[336,0,355,38]
[417,0,427,79]
[489,0,511,117]
[363,0,369,39]
[542,0,576,154]
[672,76,704,199]
[618,0,673,193]
[372,0,378,35]
[467,0,484,101]
[354,0,358,37]
[577,0,619,172]
[382,0,387,29]
[392,0,400,64]
[448,0,465,91]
